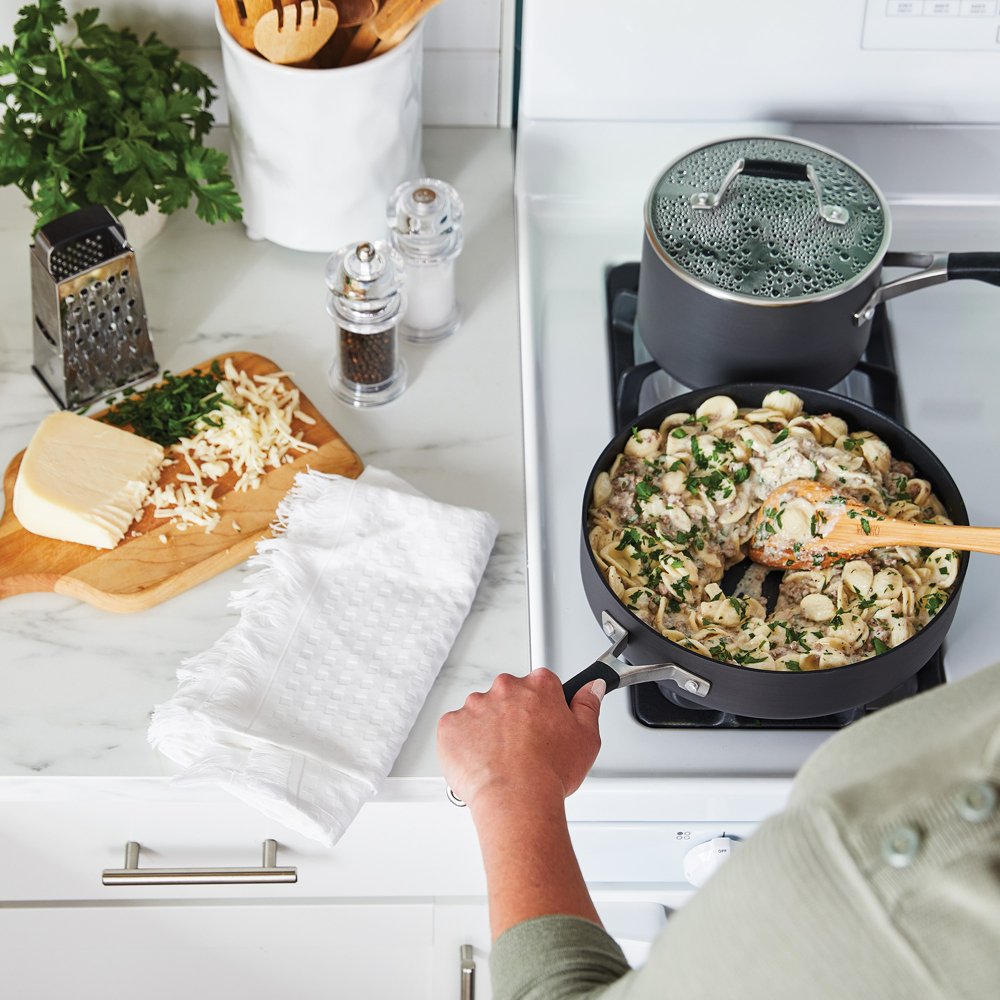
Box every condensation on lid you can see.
[647,137,889,301]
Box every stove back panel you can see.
[519,0,1000,126]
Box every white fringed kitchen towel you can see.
[148,467,498,846]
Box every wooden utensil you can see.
[333,0,378,27]
[312,24,357,68]
[254,0,340,65]
[216,0,257,50]
[339,0,442,65]
[243,0,281,23]
[0,353,363,613]
[749,479,1000,570]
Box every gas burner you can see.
[603,261,946,730]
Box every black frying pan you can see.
[563,383,968,719]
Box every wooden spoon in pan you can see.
[748,479,1000,570]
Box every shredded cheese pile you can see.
[148,358,317,533]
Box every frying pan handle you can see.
[562,661,622,705]
[947,252,1000,287]
[445,659,623,808]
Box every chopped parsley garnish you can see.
[635,478,657,501]
[616,527,644,551]
[872,637,889,655]
[922,593,945,616]
[773,428,789,444]
[690,435,709,469]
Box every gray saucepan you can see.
[636,136,1000,390]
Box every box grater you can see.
[30,204,158,410]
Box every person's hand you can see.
[437,668,605,812]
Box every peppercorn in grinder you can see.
[325,240,407,407]
[30,205,158,410]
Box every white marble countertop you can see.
[0,127,527,780]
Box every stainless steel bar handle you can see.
[102,839,297,886]
[460,944,476,1000]
[690,158,849,225]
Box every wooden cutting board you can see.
[0,352,363,613]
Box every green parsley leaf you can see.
[0,0,242,229]
[634,479,657,502]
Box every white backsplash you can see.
[520,0,1000,125]
[0,0,514,126]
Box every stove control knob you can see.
[683,836,739,887]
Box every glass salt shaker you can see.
[325,240,407,407]
[386,178,464,343]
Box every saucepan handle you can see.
[856,251,1000,324]
[947,252,1000,286]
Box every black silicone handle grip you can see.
[562,661,622,706]
[741,159,810,183]
[947,252,1000,287]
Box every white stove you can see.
[514,1,1000,791]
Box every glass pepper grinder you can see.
[325,240,407,407]
[386,178,464,343]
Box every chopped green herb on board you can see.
[102,361,231,445]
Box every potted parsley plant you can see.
[0,0,242,236]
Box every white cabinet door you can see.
[0,902,434,1000]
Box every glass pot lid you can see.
[644,136,891,302]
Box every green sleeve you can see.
[490,915,632,1000]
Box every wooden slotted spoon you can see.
[749,479,1000,570]
[254,0,340,65]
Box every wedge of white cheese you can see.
[13,412,165,549]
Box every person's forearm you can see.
[470,778,602,941]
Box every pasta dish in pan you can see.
[587,391,958,671]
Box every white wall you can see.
[519,0,1000,124]
[0,0,515,126]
